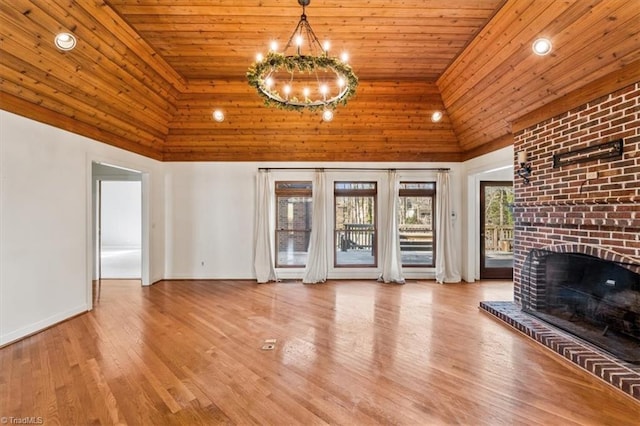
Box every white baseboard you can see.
[0,304,88,347]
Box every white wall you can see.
[100,181,142,247]
[460,146,514,282]
[164,162,256,279]
[164,162,463,280]
[0,110,165,346]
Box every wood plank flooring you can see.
[1,279,639,425]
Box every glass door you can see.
[480,181,514,279]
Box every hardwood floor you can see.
[1,279,639,425]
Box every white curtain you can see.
[303,171,328,284]
[254,170,277,283]
[379,171,405,283]
[435,171,461,283]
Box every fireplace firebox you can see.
[521,249,640,363]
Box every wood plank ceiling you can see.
[1,0,638,162]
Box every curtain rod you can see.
[258,167,450,172]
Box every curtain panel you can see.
[435,171,461,283]
[379,170,405,283]
[303,171,329,283]
[254,170,277,283]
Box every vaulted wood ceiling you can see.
[1,1,639,162]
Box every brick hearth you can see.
[480,301,640,401]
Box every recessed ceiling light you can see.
[322,109,334,122]
[431,111,443,122]
[532,38,552,56]
[213,110,224,122]
[54,32,77,51]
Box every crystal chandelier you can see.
[246,0,358,121]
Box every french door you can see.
[480,181,514,279]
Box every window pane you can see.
[276,182,312,191]
[276,193,312,267]
[276,230,310,266]
[399,185,434,267]
[399,182,435,191]
[335,194,376,266]
[335,182,376,190]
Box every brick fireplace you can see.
[519,245,639,363]
[481,81,640,401]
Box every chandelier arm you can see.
[283,15,306,52]
[315,70,323,101]
[310,50,323,100]
[302,20,323,99]
[302,20,324,55]
[285,70,294,100]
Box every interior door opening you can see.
[92,162,144,300]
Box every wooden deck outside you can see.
[1,279,638,425]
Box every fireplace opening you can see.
[522,250,640,363]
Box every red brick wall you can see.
[512,82,640,305]
[277,198,311,252]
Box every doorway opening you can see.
[99,180,142,279]
[91,162,145,302]
[480,181,514,279]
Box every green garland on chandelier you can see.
[246,51,358,112]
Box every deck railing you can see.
[484,225,514,252]
[335,224,437,254]
[399,225,433,252]
[336,224,375,252]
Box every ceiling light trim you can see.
[532,38,552,56]
[212,110,225,122]
[54,32,77,51]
